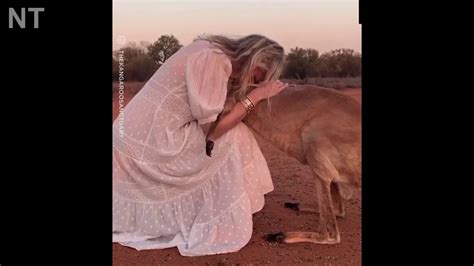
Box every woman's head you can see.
[193,34,285,102]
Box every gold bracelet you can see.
[240,99,253,114]
[244,97,255,111]
[245,95,255,108]
[245,100,254,114]
[240,100,251,113]
[244,98,253,109]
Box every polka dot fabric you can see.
[112,40,274,256]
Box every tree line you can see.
[113,34,361,82]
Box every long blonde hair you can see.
[193,33,285,111]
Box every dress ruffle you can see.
[113,139,273,256]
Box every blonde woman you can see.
[112,34,289,256]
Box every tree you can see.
[113,42,147,65]
[125,55,156,81]
[282,47,319,79]
[112,42,158,81]
[282,47,361,78]
[317,49,361,77]
[147,34,183,66]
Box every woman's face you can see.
[252,66,267,84]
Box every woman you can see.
[112,34,289,256]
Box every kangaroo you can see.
[215,84,361,244]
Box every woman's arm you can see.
[203,89,263,141]
[200,80,288,140]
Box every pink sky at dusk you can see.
[113,0,360,54]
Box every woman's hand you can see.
[253,80,289,100]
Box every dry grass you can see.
[281,77,361,90]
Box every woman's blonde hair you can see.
[193,33,285,110]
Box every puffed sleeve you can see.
[185,48,232,125]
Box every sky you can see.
[113,0,360,54]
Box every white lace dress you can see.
[112,39,274,256]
